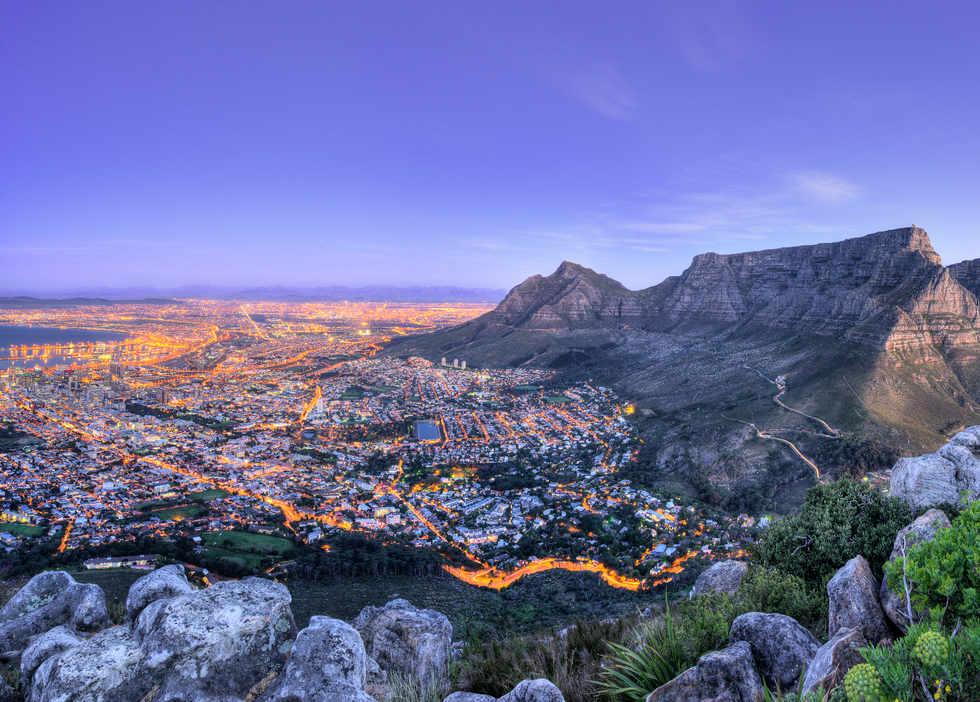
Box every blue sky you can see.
[2,2,979,293]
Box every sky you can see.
[2,2,980,294]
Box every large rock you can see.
[890,426,980,509]
[20,626,81,686]
[801,627,867,695]
[444,694,497,702]
[28,578,298,702]
[0,571,110,650]
[690,561,748,599]
[827,556,891,644]
[353,599,452,686]
[646,641,764,702]
[0,678,13,702]
[879,509,951,633]
[125,564,195,622]
[258,616,373,702]
[729,612,820,690]
[497,679,565,702]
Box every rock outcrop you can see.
[729,612,820,690]
[28,578,298,702]
[800,627,867,696]
[0,571,110,651]
[258,615,375,702]
[353,599,452,686]
[496,679,565,702]
[646,641,764,702]
[20,626,82,687]
[124,563,195,622]
[890,426,980,508]
[827,556,892,644]
[879,509,952,632]
[689,560,748,598]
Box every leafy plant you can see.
[884,499,980,627]
[753,479,913,587]
[594,611,686,701]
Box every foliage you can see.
[594,611,686,701]
[457,617,627,702]
[673,592,743,666]
[810,435,898,479]
[853,619,980,702]
[738,565,829,638]
[386,672,447,702]
[753,479,913,586]
[884,500,980,627]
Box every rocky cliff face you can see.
[425,227,980,352]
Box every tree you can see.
[753,478,912,586]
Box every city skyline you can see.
[3,2,980,292]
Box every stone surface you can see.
[729,612,820,690]
[827,555,891,644]
[0,571,110,650]
[690,561,748,598]
[353,598,452,686]
[0,678,13,702]
[20,625,81,685]
[444,693,497,702]
[879,509,952,633]
[28,578,298,702]
[497,679,565,702]
[258,616,368,702]
[125,564,195,622]
[890,426,980,508]
[646,641,764,702]
[801,627,867,695]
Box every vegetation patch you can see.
[189,488,231,502]
[0,523,45,537]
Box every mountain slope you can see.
[386,227,980,510]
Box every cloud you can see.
[791,171,859,204]
[566,66,637,120]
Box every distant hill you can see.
[0,296,181,309]
[387,227,980,511]
[12,285,507,304]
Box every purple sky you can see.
[2,2,980,294]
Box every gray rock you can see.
[690,561,748,599]
[879,509,951,633]
[353,598,452,686]
[0,571,110,649]
[497,679,564,702]
[20,625,80,685]
[444,693,497,702]
[367,655,388,685]
[28,578,298,702]
[258,616,367,702]
[0,677,13,702]
[729,612,820,690]
[125,564,195,622]
[801,627,867,696]
[827,556,891,644]
[647,641,764,702]
[890,426,980,509]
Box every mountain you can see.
[0,296,181,309]
[387,227,980,512]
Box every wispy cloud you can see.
[565,65,637,120]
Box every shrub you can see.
[884,499,980,627]
[753,479,912,586]
[594,611,686,701]
[738,565,829,639]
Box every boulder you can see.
[258,616,370,702]
[0,571,110,650]
[0,678,13,702]
[690,561,748,599]
[890,426,980,509]
[827,556,891,644]
[20,626,81,686]
[28,578,298,702]
[353,599,452,686]
[497,679,565,702]
[879,509,951,633]
[125,564,195,622]
[444,693,497,702]
[646,641,764,702]
[729,612,820,690]
[800,627,867,695]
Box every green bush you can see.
[753,479,913,586]
[884,499,980,627]
[738,565,829,639]
[594,612,686,701]
[853,619,980,702]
